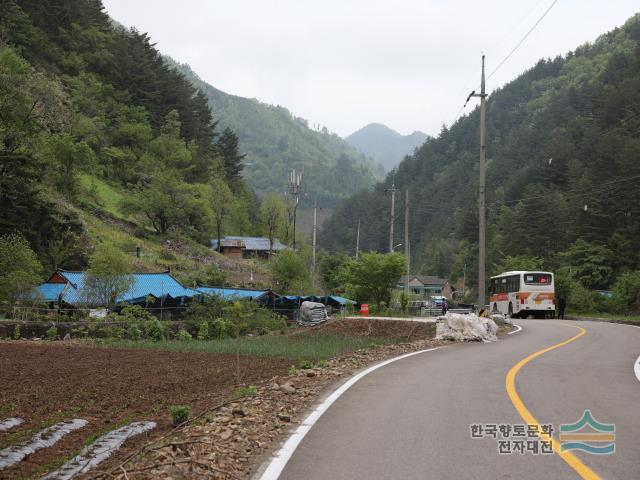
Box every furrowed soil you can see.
[0,318,447,479]
[0,342,291,479]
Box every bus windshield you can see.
[524,273,552,285]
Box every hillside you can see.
[345,123,428,171]
[167,60,383,206]
[0,0,269,285]
[320,14,640,297]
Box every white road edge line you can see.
[258,347,442,480]
[507,324,523,335]
[635,353,640,384]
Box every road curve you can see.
[270,320,640,480]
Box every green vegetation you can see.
[169,405,190,427]
[46,325,57,340]
[322,14,640,315]
[167,59,382,205]
[97,333,400,360]
[0,233,43,308]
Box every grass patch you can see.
[567,312,640,325]
[78,174,126,219]
[93,333,401,360]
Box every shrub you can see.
[13,324,21,340]
[46,325,57,340]
[197,320,209,340]
[233,385,257,399]
[211,318,235,339]
[612,271,640,314]
[129,324,141,341]
[177,328,192,341]
[298,359,313,370]
[144,318,165,341]
[170,405,190,427]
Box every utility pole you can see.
[288,169,302,250]
[312,197,317,274]
[468,55,487,307]
[355,218,360,259]
[385,183,398,252]
[463,262,467,298]
[404,189,410,296]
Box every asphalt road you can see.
[273,320,640,480]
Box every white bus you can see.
[489,271,555,319]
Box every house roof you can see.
[210,236,288,252]
[43,270,200,306]
[196,286,270,300]
[34,283,68,302]
[398,275,447,286]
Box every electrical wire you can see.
[487,0,560,81]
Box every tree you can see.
[494,255,545,275]
[260,193,287,257]
[0,233,43,308]
[210,178,234,252]
[38,133,95,199]
[271,250,310,294]
[558,239,615,289]
[338,252,406,306]
[217,127,245,186]
[82,243,134,307]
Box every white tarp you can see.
[435,313,498,342]
[298,301,328,325]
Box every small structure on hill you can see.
[397,275,453,299]
[210,236,289,259]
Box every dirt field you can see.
[0,342,291,479]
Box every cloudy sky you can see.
[102,1,638,137]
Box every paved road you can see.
[273,320,640,480]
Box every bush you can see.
[46,325,57,340]
[13,324,21,340]
[211,318,235,339]
[144,318,166,341]
[197,320,209,340]
[170,405,190,427]
[129,324,141,341]
[612,271,640,314]
[177,328,192,341]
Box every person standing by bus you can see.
[557,297,566,319]
[441,298,449,316]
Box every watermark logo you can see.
[559,410,615,455]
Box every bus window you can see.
[524,273,552,284]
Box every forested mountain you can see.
[321,14,640,300]
[0,0,259,272]
[345,123,428,171]
[167,60,382,206]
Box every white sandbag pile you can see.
[298,301,329,326]
[491,313,512,325]
[436,313,498,342]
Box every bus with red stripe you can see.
[489,271,555,319]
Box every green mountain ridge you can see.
[345,123,428,171]
[166,59,383,206]
[320,13,640,296]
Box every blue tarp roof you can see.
[34,283,67,302]
[196,287,269,300]
[327,295,356,305]
[40,270,200,306]
[210,236,288,252]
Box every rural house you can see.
[211,236,289,259]
[397,275,453,299]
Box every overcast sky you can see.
[102,1,638,137]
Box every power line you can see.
[486,0,560,81]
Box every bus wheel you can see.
[508,303,513,318]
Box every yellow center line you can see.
[505,325,601,480]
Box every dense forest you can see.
[167,59,382,206]
[0,0,262,272]
[320,14,640,312]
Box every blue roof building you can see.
[211,236,289,259]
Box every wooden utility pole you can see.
[469,55,487,307]
[355,218,360,259]
[404,189,410,295]
[386,183,398,252]
[312,197,317,273]
[288,169,302,250]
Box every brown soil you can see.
[0,341,291,479]
[299,317,436,340]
